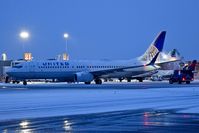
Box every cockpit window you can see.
[12,65,23,68]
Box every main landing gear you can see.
[84,79,102,84]
[12,80,20,84]
[84,79,102,85]
[85,82,91,84]
[127,78,131,82]
[23,80,27,85]
[138,78,143,82]
[95,79,102,84]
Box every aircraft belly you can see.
[12,71,74,80]
[100,70,153,79]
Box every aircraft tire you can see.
[127,79,131,82]
[23,80,27,85]
[85,82,91,85]
[119,78,123,82]
[5,76,10,83]
[95,79,102,84]
[138,78,143,82]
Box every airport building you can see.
[0,58,12,81]
[0,60,12,74]
[0,53,12,81]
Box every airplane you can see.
[5,31,166,85]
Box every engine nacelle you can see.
[75,72,94,82]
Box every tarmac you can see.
[0,81,199,132]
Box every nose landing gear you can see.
[5,76,10,83]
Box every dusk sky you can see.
[0,0,198,60]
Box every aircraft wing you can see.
[156,58,181,66]
[90,64,145,77]
[91,52,160,77]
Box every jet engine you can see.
[74,72,94,82]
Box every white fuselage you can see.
[6,59,157,82]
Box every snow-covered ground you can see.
[0,82,199,121]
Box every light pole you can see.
[63,33,69,60]
[19,31,30,60]
[20,31,29,52]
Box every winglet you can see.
[147,52,160,66]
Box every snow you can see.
[0,83,199,121]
